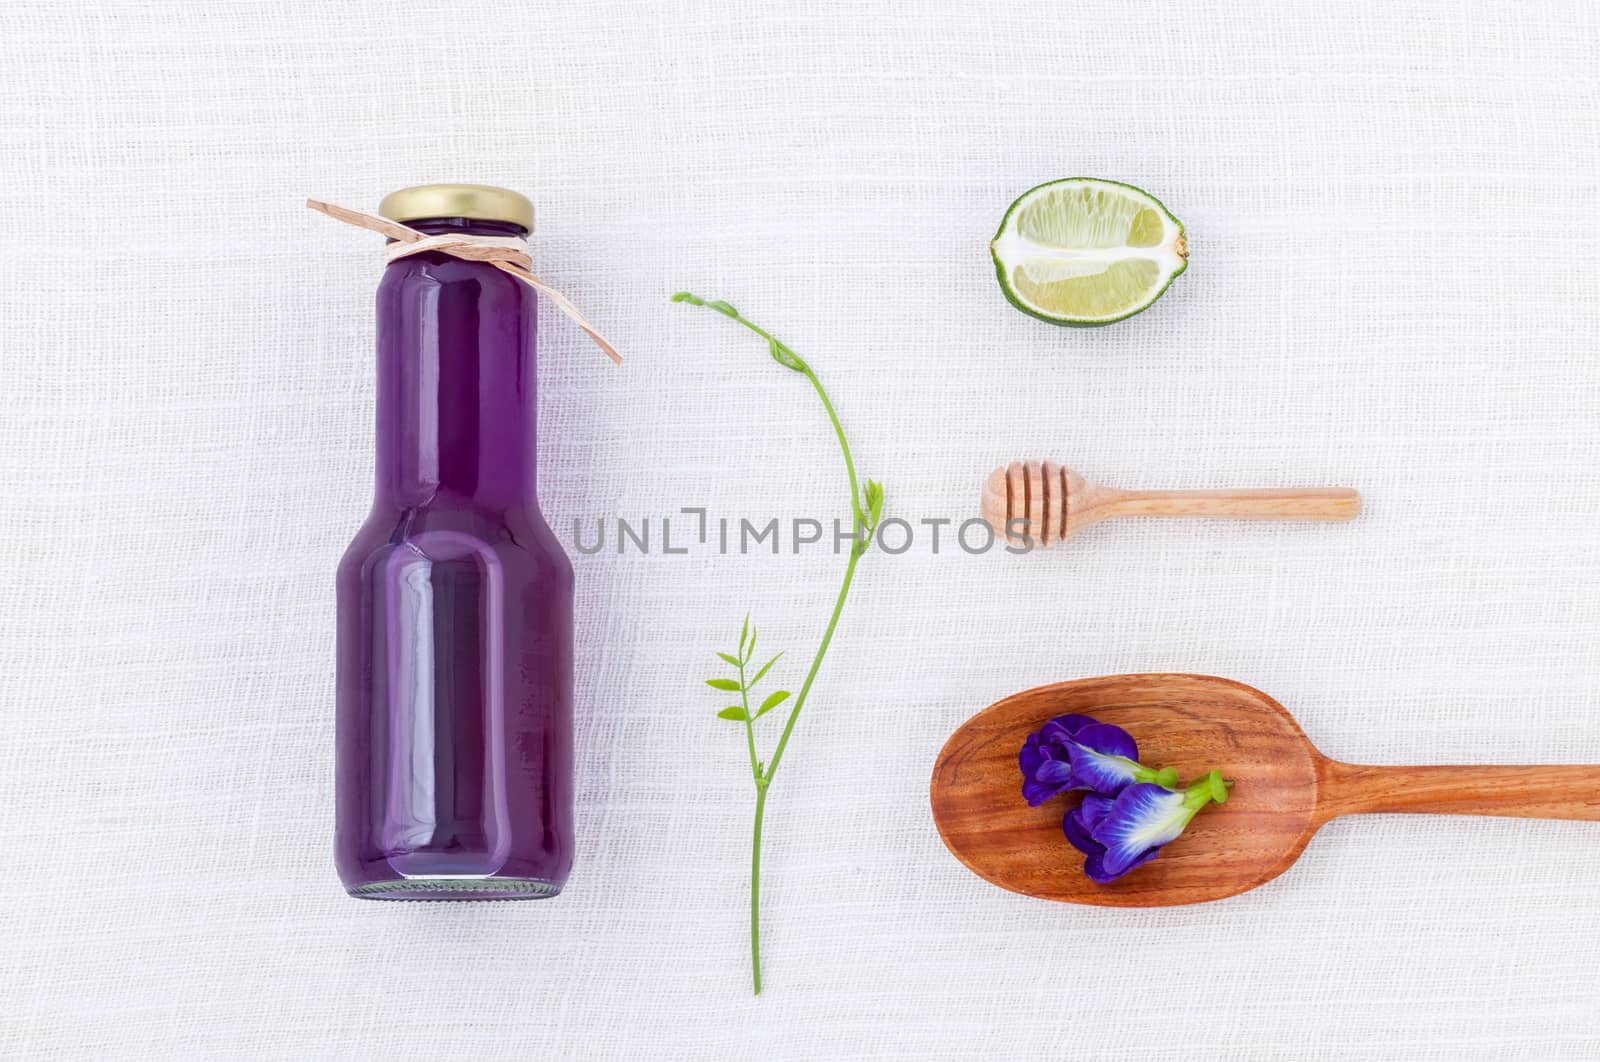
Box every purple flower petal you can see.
[1062,805,1100,855]
[1020,715,1105,804]
[1091,783,1193,878]
[1062,793,1117,857]
[1084,844,1161,883]
[1019,733,1044,777]
[1036,759,1073,784]
[1022,779,1057,806]
[1070,722,1139,760]
[1065,741,1142,797]
[1062,791,1168,883]
[1038,714,1099,744]
[1077,793,1115,831]
[1022,756,1076,806]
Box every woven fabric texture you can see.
[2,1,1599,1058]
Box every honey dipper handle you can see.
[1317,761,1600,822]
[1109,487,1361,522]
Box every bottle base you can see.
[347,877,562,901]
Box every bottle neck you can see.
[373,217,538,511]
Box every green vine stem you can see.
[676,292,882,995]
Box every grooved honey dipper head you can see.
[981,461,1076,547]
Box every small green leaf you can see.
[755,690,791,717]
[739,614,750,656]
[670,291,701,304]
[707,299,739,318]
[717,652,741,667]
[865,480,885,526]
[706,678,742,691]
[750,652,783,686]
[718,706,749,721]
[746,627,757,663]
[768,339,805,373]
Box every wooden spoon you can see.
[931,674,1600,906]
[980,461,1360,547]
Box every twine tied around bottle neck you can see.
[307,198,621,365]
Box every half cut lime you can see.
[991,178,1188,326]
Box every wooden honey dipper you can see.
[981,461,1361,547]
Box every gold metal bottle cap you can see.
[377,183,534,231]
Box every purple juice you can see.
[336,196,574,899]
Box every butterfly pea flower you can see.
[1063,771,1232,883]
[1019,713,1179,806]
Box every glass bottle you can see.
[336,185,574,899]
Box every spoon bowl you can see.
[931,674,1600,906]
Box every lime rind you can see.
[990,177,1188,327]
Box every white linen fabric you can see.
[3,1,1599,1058]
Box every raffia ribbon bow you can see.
[307,198,621,365]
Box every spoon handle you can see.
[1318,761,1600,822]
[1110,487,1361,522]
